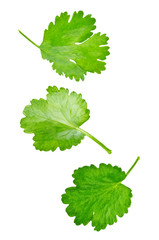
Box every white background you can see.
[0,0,159,239]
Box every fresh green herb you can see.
[19,11,139,232]
[18,11,109,81]
[62,157,140,231]
[21,86,111,153]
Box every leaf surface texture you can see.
[21,86,90,151]
[40,11,110,81]
[62,163,132,231]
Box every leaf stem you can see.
[18,30,40,49]
[126,156,140,177]
[77,127,112,154]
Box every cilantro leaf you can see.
[20,86,111,153]
[20,86,89,151]
[19,11,110,81]
[62,157,140,231]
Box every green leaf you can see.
[20,86,112,153]
[62,163,135,231]
[19,11,110,81]
[20,86,90,151]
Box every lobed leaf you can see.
[62,163,132,231]
[26,11,110,81]
[20,86,90,151]
[19,11,110,80]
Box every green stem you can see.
[18,30,40,49]
[126,156,140,177]
[77,127,112,154]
